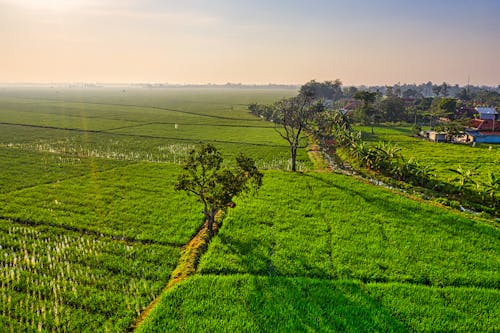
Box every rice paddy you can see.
[0,88,498,332]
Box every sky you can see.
[1,0,500,86]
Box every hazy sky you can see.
[1,0,500,85]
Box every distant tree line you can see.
[251,80,500,137]
[247,79,499,215]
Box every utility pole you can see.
[467,75,470,97]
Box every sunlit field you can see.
[0,88,498,332]
[141,171,500,332]
[357,125,500,185]
[0,87,298,331]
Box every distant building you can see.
[428,131,447,142]
[466,130,500,143]
[341,100,361,115]
[470,107,500,132]
[466,107,500,143]
[475,107,499,120]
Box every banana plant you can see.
[449,165,477,195]
[481,172,500,207]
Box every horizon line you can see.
[1,81,498,88]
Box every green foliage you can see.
[356,125,500,214]
[299,79,343,101]
[482,172,500,206]
[253,94,324,171]
[175,144,262,234]
[353,90,377,106]
[353,91,379,128]
[314,109,353,144]
[425,97,457,128]
[378,96,406,122]
[438,97,457,115]
[449,165,478,194]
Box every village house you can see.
[467,107,500,143]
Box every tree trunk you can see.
[291,146,297,172]
[206,206,219,237]
[207,213,214,237]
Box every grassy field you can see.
[140,276,500,333]
[0,219,179,332]
[1,88,499,332]
[0,87,297,331]
[199,172,499,287]
[0,88,301,168]
[357,125,500,186]
[141,171,500,332]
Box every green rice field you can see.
[0,88,499,332]
[141,171,500,332]
[358,125,500,186]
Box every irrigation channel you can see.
[317,141,493,219]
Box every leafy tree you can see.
[353,90,378,133]
[271,95,324,171]
[426,98,456,129]
[378,96,406,122]
[313,109,353,146]
[440,82,449,97]
[385,86,395,97]
[300,79,343,101]
[248,102,274,120]
[393,84,402,98]
[432,84,442,97]
[175,144,262,236]
[474,90,500,107]
[457,88,470,101]
[438,98,457,115]
[411,97,432,125]
[402,88,421,99]
[343,86,358,99]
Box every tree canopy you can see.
[175,144,262,235]
[271,95,324,171]
[299,79,343,101]
[353,90,379,132]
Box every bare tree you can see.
[271,96,324,171]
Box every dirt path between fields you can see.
[131,141,328,330]
[130,220,219,331]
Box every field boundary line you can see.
[0,122,286,148]
[131,218,220,331]
[0,161,135,196]
[0,105,147,123]
[1,98,270,126]
[190,272,500,291]
[0,96,262,122]
[1,216,184,247]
